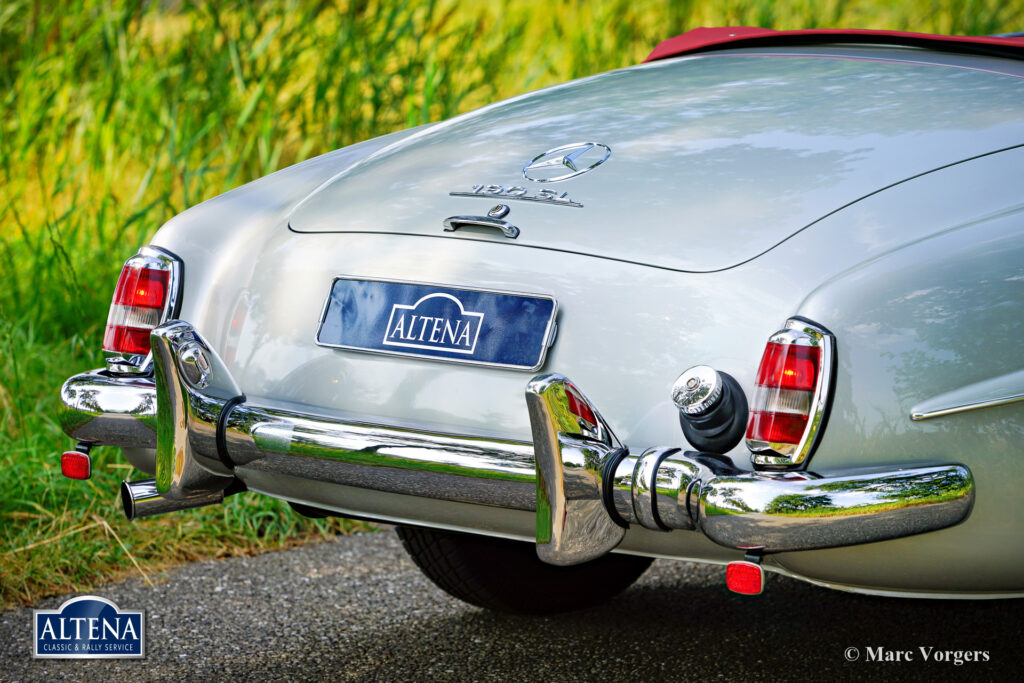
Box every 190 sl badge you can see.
[449,184,582,207]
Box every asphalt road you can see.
[2,529,1020,682]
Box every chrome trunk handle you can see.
[443,215,520,239]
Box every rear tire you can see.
[395,525,652,614]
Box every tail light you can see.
[103,246,182,374]
[746,319,834,468]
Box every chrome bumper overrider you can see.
[60,320,975,565]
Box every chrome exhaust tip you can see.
[120,478,224,520]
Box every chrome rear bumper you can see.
[60,320,974,565]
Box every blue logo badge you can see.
[34,596,145,659]
[382,293,484,355]
[316,278,557,370]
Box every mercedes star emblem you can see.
[523,142,611,182]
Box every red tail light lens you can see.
[113,266,169,309]
[103,247,181,371]
[61,451,92,480]
[102,325,153,356]
[746,411,809,445]
[746,320,834,468]
[753,343,820,392]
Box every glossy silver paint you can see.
[61,45,1024,595]
[148,145,1024,591]
[287,48,1024,275]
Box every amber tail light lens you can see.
[746,319,834,468]
[102,247,181,371]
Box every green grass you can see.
[1,0,1022,609]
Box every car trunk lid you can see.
[287,50,1024,273]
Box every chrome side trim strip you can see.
[910,368,1024,421]
[912,393,1024,421]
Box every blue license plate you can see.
[315,277,558,371]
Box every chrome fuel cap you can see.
[672,365,723,416]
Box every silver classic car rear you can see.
[59,29,1024,611]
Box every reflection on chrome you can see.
[60,371,158,447]
[58,323,976,566]
[150,322,237,501]
[240,410,536,511]
[632,448,675,531]
[700,464,974,553]
[120,478,223,520]
[527,373,627,566]
[652,453,701,532]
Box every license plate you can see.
[315,277,558,371]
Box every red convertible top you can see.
[645,27,1024,62]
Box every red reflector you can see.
[745,410,809,445]
[103,325,152,355]
[113,266,170,309]
[564,383,598,427]
[61,451,92,480]
[754,342,820,391]
[726,561,764,595]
